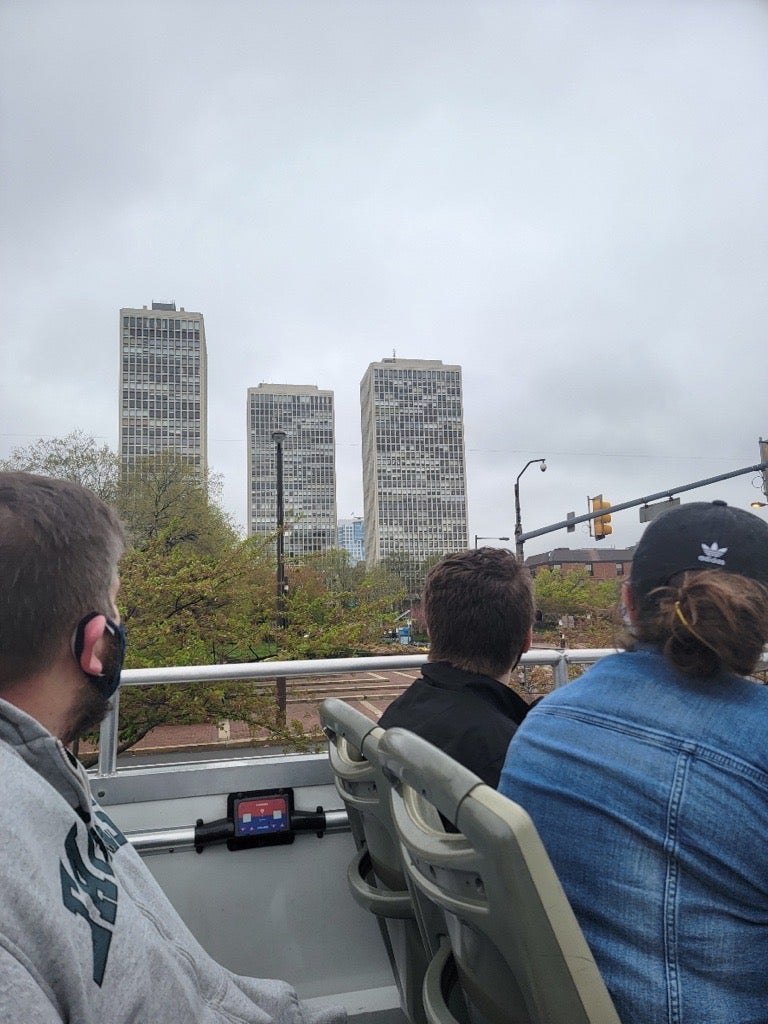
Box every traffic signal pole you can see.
[517,460,768,555]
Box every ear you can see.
[621,581,637,624]
[79,614,107,675]
[521,625,533,655]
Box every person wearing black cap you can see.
[498,501,768,1024]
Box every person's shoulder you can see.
[378,677,432,724]
[0,735,35,784]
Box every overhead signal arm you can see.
[517,458,768,550]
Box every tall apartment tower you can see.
[119,302,207,474]
[360,358,469,570]
[247,383,337,559]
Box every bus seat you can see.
[377,727,622,1024]
[320,698,437,1024]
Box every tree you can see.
[119,535,274,667]
[381,549,443,601]
[270,557,407,660]
[116,454,238,554]
[0,430,119,503]
[532,567,622,653]
[304,548,366,595]
[2,433,417,761]
[533,567,595,616]
[82,534,307,766]
[0,433,299,761]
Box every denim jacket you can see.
[498,647,768,1024]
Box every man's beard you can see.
[61,680,111,748]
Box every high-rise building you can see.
[119,302,207,474]
[337,517,365,564]
[360,358,469,571]
[247,383,337,559]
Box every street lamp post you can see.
[514,459,547,561]
[474,535,510,548]
[271,430,288,723]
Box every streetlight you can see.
[271,429,288,723]
[514,458,547,561]
[474,535,510,548]
[751,501,767,509]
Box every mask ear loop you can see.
[674,600,717,653]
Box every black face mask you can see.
[72,612,127,700]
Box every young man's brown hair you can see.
[424,546,534,678]
[0,472,125,688]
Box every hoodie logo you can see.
[59,822,118,986]
[698,541,727,567]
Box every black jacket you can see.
[378,660,530,787]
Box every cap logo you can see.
[698,541,727,567]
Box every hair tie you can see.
[674,600,713,651]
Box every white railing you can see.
[96,648,621,776]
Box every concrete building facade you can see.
[247,383,337,560]
[119,302,207,474]
[360,358,469,570]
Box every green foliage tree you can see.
[117,454,238,554]
[119,534,273,667]
[1,434,296,760]
[273,554,406,659]
[4,433,417,761]
[381,549,444,601]
[533,567,620,616]
[0,430,119,503]
[534,567,595,615]
[102,529,304,764]
[532,567,622,654]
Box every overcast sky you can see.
[2,0,767,558]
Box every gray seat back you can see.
[320,698,436,1024]
[378,726,622,1024]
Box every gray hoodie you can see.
[0,699,345,1024]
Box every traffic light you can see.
[592,495,613,540]
[760,439,768,499]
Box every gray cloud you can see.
[2,0,767,554]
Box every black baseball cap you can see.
[630,500,768,602]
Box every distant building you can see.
[337,517,365,563]
[525,547,635,580]
[247,383,337,560]
[360,358,469,572]
[119,302,207,474]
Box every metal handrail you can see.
[95,649,615,777]
[96,647,768,777]
[127,809,351,856]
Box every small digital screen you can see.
[234,795,290,837]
